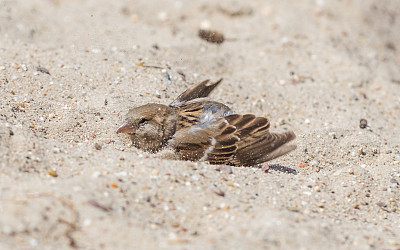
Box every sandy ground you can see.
[1,0,400,249]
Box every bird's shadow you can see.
[255,164,298,175]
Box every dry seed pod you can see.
[198,29,225,44]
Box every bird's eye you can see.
[138,118,148,125]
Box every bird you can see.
[117,79,296,166]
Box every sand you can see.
[1,0,400,249]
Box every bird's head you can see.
[117,103,178,152]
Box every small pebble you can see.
[359,119,367,129]
[261,163,270,172]
[328,132,337,139]
[198,29,225,44]
[110,182,118,188]
[277,118,285,125]
[304,119,311,124]
[94,143,102,150]
[47,169,58,177]
[12,62,20,69]
[298,163,307,168]
[358,147,366,156]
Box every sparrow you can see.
[117,79,296,166]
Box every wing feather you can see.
[170,79,223,107]
[169,113,296,166]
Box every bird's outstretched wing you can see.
[170,78,223,107]
[169,114,296,166]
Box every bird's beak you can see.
[116,121,135,134]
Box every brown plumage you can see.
[117,79,296,166]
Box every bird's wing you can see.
[169,114,296,166]
[225,114,296,166]
[174,100,232,130]
[169,78,223,107]
[169,118,239,165]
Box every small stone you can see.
[348,168,354,175]
[360,164,366,168]
[359,119,367,129]
[83,219,92,227]
[298,163,307,168]
[92,171,101,178]
[304,118,311,124]
[157,11,168,21]
[328,132,337,139]
[198,29,225,44]
[261,163,270,172]
[47,169,58,177]
[94,143,102,150]
[12,62,20,69]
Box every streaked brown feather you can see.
[175,100,232,129]
[172,113,296,166]
[170,78,223,106]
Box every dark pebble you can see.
[94,143,102,150]
[359,119,368,129]
[198,29,225,44]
